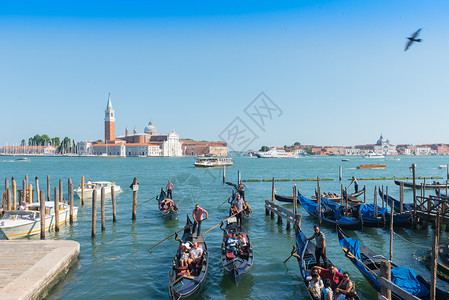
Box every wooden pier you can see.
[265,179,301,230]
[0,240,79,299]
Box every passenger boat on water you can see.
[220,216,253,286]
[363,152,384,158]
[357,164,386,169]
[169,215,208,299]
[295,228,360,300]
[156,188,178,219]
[74,181,122,199]
[194,157,233,167]
[337,226,449,299]
[0,202,78,239]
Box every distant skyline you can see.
[1,1,448,150]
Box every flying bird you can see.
[404,28,422,51]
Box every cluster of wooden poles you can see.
[2,174,75,239]
[2,175,140,239]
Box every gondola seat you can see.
[226,252,235,259]
[239,252,249,258]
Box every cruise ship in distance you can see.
[255,148,299,158]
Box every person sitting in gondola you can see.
[313,264,343,291]
[174,233,192,250]
[161,198,174,210]
[226,233,240,255]
[189,242,203,267]
[335,272,355,300]
[343,208,353,218]
[237,233,248,251]
[179,246,191,268]
[308,272,324,300]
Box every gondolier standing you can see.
[307,225,328,268]
[192,204,208,237]
[237,180,247,200]
[166,180,174,199]
[349,176,358,193]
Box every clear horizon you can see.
[1,1,448,151]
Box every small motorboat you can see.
[342,158,350,162]
[0,202,78,239]
[357,164,386,169]
[74,181,122,199]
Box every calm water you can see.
[1,155,449,299]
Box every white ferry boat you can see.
[194,157,233,167]
[255,148,298,158]
[74,181,122,199]
[0,202,78,239]
[364,152,384,158]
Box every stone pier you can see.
[0,240,80,299]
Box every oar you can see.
[284,240,306,264]
[147,224,192,252]
[138,195,159,207]
[202,210,242,236]
[341,247,379,277]
[217,195,233,208]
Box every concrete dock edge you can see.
[0,240,80,300]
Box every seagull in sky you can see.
[404,28,422,51]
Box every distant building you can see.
[0,145,56,155]
[345,147,361,156]
[181,140,227,156]
[77,96,184,157]
[373,134,398,155]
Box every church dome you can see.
[144,121,157,134]
[376,134,385,145]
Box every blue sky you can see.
[1,1,448,149]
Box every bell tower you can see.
[105,94,115,142]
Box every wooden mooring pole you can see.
[430,213,440,300]
[223,165,226,183]
[412,163,417,226]
[23,180,27,204]
[54,187,59,232]
[317,177,321,225]
[6,187,11,210]
[399,182,404,214]
[12,179,16,210]
[68,178,74,224]
[363,184,366,203]
[92,190,97,237]
[28,184,33,204]
[380,260,392,300]
[47,175,50,202]
[112,185,117,222]
[238,170,241,184]
[4,177,9,192]
[101,187,106,232]
[81,176,85,206]
[132,177,138,220]
[59,179,63,204]
[35,177,40,206]
[374,187,378,218]
[390,203,394,262]
[40,190,45,239]
[339,166,342,181]
[270,178,275,219]
[381,185,385,209]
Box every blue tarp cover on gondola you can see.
[339,236,380,288]
[359,204,388,217]
[390,267,429,297]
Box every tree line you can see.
[21,134,77,154]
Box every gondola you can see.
[156,188,179,219]
[295,228,360,300]
[274,191,298,203]
[298,194,363,230]
[220,216,254,286]
[169,215,209,299]
[394,179,449,190]
[337,226,449,300]
[379,188,413,213]
[228,192,252,221]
